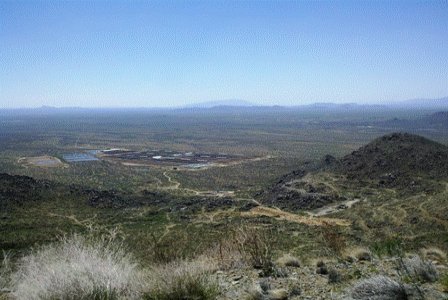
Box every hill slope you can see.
[338,132,448,189]
[259,132,448,211]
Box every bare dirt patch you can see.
[18,156,66,168]
[195,204,351,227]
[241,205,351,226]
[99,149,269,170]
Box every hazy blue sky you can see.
[1,1,447,108]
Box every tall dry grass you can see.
[10,233,147,300]
[145,255,219,300]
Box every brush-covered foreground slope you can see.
[1,132,448,299]
[0,171,241,255]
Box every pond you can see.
[33,158,61,166]
[62,152,99,162]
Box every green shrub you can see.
[370,237,403,258]
[440,273,448,292]
[328,268,342,284]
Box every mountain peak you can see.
[339,132,448,187]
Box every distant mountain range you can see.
[184,99,255,108]
[184,96,448,109]
[1,96,447,112]
[392,96,448,108]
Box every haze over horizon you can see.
[1,1,447,108]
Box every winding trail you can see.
[161,171,235,197]
[152,171,352,227]
[162,171,181,189]
[48,213,97,227]
[240,205,351,226]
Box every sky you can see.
[0,1,447,108]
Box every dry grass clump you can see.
[420,247,446,264]
[0,251,12,295]
[345,247,372,262]
[0,252,11,283]
[10,234,146,300]
[351,275,408,300]
[244,287,288,300]
[266,288,288,300]
[402,255,438,283]
[275,253,300,268]
[245,288,264,300]
[145,256,219,300]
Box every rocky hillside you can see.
[424,111,448,123]
[0,173,53,210]
[338,132,448,190]
[256,167,346,211]
[259,133,448,211]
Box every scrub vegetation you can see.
[1,108,447,299]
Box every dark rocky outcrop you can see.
[256,167,345,211]
[337,132,448,191]
[258,132,448,210]
[0,173,52,210]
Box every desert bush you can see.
[348,247,372,262]
[288,284,301,297]
[440,273,448,292]
[145,256,219,300]
[145,231,191,264]
[275,253,300,268]
[316,265,328,275]
[402,255,438,283]
[328,268,342,284]
[370,237,403,258]
[10,233,146,300]
[234,226,278,277]
[204,235,244,270]
[315,260,328,275]
[351,276,408,300]
[316,260,326,268]
[259,279,271,294]
[320,224,346,256]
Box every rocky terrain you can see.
[258,133,448,212]
[338,133,448,191]
[1,132,448,299]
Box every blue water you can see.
[63,153,99,162]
